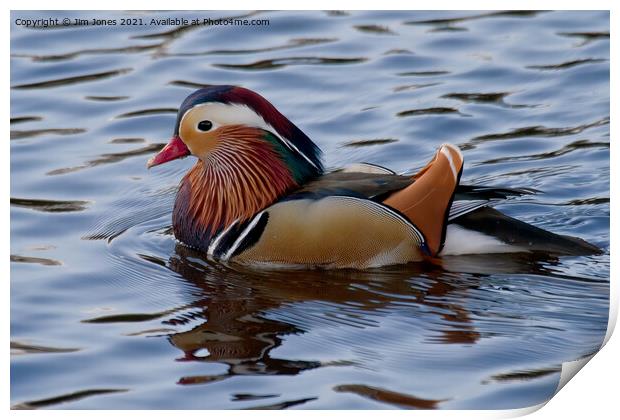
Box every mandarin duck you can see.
[147,85,600,269]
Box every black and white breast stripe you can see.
[208,212,270,260]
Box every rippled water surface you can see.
[10,10,610,409]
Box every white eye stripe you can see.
[183,102,266,130]
[180,102,319,169]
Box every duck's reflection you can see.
[166,246,321,384]
[168,301,319,384]
[161,243,562,386]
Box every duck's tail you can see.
[446,206,602,256]
[383,144,463,256]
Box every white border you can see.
[5,2,617,419]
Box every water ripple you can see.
[342,138,398,148]
[485,366,560,383]
[85,95,130,101]
[10,254,62,266]
[109,137,145,144]
[527,58,607,71]
[334,384,447,409]
[11,341,79,355]
[354,24,395,35]
[10,116,42,124]
[11,128,86,140]
[82,309,178,324]
[12,389,128,410]
[213,56,367,70]
[166,37,338,57]
[11,197,90,212]
[232,393,280,402]
[476,139,609,165]
[115,108,178,119]
[168,80,214,89]
[397,70,450,76]
[82,184,175,241]
[441,92,534,108]
[404,10,544,26]
[393,83,440,92]
[468,117,609,144]
[12,68,133,90]
[397,107,463,117]
[243,397,318,410]
[557,31,609,46]
[13,44,161,62]
[428,26,468,33]
[46,143,165,176]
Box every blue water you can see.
[11,10,609,409]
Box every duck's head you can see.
[147,85,323,182]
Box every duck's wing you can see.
[285,171,412,201]
[289,163,536,215]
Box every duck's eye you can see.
[197,120,213,132]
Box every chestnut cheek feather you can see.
[172,127,299,248]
